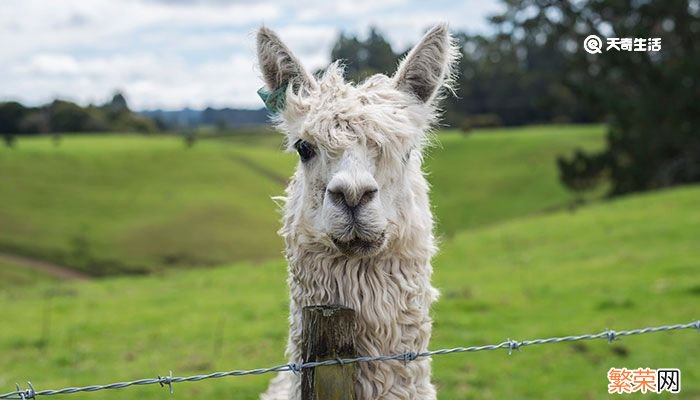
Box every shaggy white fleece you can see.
[258,24,459,400]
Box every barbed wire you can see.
[2,320,698,399]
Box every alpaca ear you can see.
[257,27,312,93]
[393,24,458,103]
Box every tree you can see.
[108,92,130,115]
[49,100,93,132]
[0,92,159,135]
[327,24,597,129]
[490,0,700,195]
[330,27,400,82]
[443,13,597,129]
[18,107,51,134]
[0,102,28,134]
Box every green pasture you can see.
[0,125,605,276]
[0,134,293,274]
[0,186,697,399]
[0,256,57,288]
[430,125,605,235]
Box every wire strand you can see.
[2,320,698,399]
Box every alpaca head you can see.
[257,24,458,258]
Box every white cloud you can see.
[27,54,81,76]
[0,0,501,110]
[5,52,265,109]
[295,0,407,22]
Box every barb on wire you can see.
[506,338,521,355]
[1,320,697,399]
[157,371,173,395]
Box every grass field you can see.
[0,134,293,274]
[0,125,605,276]
[429,125,605,235]
[2,124,696,398]
[431,186,699,399]
[0,186,697,399]
[0,256,57,288]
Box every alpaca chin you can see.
[331,231,386,258]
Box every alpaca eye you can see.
[294,140,316,162]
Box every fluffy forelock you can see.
[274,62,440,163]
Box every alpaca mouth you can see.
[332,233,385,257]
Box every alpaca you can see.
[257,24,458,400]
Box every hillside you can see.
[0,135,294,275]
[428,125,605,235]
[0,125,605,276]
[431,185,699,398]
[1,186,697,399]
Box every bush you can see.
[112,113,159,133]
[49,100,93,132]
[0,93,160,135]
[0,102,28,133]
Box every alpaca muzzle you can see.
[324,192,387,257]
[331,231,386,257]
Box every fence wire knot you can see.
[158,371,173,395]
[605,329,619,343]
[15,382,36,400]
[288,363,302,375]
[13,383,35,400]
[402,351,418,366]
[335,358,345,366]
[694,320,700,333]
[506,339,521,355]
[25,383,35,400]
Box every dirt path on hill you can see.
[0,252,90,280]
[229,154,289,186]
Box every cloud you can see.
[145,0,267,5]
[0,0,501,110]
[5,52,266,110]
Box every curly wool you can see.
[259,23,459,400]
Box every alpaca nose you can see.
[327,185,378,210]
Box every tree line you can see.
[1,0,697,197]
[330,0,699,196]
[330,28,596,130]
[0,93,159,145]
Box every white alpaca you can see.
[257,24,458,400]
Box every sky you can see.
[0,0,502,110]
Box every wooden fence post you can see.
[301,305,357,400]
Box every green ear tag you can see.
[257,82,288,114]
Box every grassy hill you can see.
[429,125,605,235]
[0,125,604,276]
[0,255,58,287]
[0,135,294,275]
[431,185,699,399]
[1,186,697,399]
